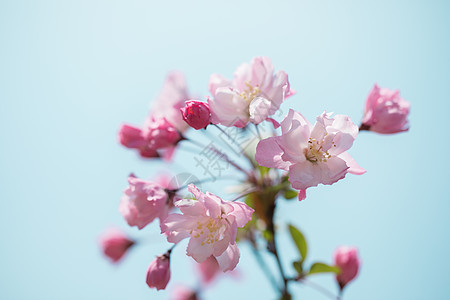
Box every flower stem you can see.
[299,278,341,300]
[230,187,261,202]
[249,241,281,295]
[255,123,262,140]
[268,231,290,299]
[171,176,239,192]
[359,124,370,131]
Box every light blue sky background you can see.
[1,0,449,299]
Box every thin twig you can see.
[255,123,262,140]
[299,278,341,300]
[181,137,206,149]
[170,176,240,192]
[230,187,261,202]
[213,124,247,154]
[272,242,289,298]
[249,235,281,294]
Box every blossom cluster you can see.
[99,56,410,299]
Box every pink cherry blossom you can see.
[118,117,181,160]
[180,100,211,130]
[255,109,366,200]
[118,71,192,159]
[160,184,254,272]
[197,256,220,284]
[361,84,410,134]
[146,253,171,290]
[333,246,361,290]
[151,71,192,132]
[99,228,135,263]
[208,56,293,127]
[119,175,170,230]
[142,117,181,148]
[118,124,160,158]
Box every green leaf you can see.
[308,262,341,275]
[288,224,308,263]
[292,260,303,274]
[283,189,298,200]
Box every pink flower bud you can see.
[173,286,199,300]
[180,100,211,130]
[361,84,410,134]
[99,228,135,263]
[333,246,360,290]
[146,253,171,290]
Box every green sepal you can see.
[283,189,298,200]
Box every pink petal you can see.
[255,137,291,171]
[204,192,222,219]
[151,71,190,132]
[209,73,232,96]
[338,152,366,175]
[288,158,348,190]
[160,214,193,244]
[266,70,289,114]
[174,199,206,216]
[288,161,323,190]
[187,235,214,263]
[249,97,272,125]
[226,201,254,228]
[280,109,311,135]
[188,184,203,201]
[298,189,306,201]
[266,117,280,129]
[326,115,359,156]
[216,243,240,272]
[320,157,349,185]
[278,122,309,164]
[252,56,274,89]
[118,124,146,149]
[160,146,177,161]
[208,88,249,127]
[197,256,221,284]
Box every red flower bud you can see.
[180,100,210,130]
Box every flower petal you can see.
[338,152,366,175]
[249,97,272,124]
[288,161,323,190]
[216,243,240,272]
[255,137,291,171]
[174,198,206,216]
[226,201,254,228]
[209,73,232,96]
[160,214,193,244]
[187,235,214,263]
[208,88,249,127]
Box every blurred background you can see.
[1,0,449,299]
